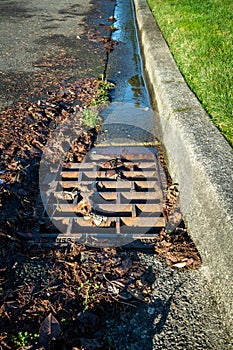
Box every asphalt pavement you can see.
[0,0,115,109]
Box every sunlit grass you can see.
[147,0,233,146]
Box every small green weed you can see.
[12,331,39,348]
[110,24,116,31]
[82,108,100,129]
[90,79,115,106]
[77,280,99,311]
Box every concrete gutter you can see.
[133,0,233,331]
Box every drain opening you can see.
[38,146,168,244]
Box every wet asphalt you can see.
[0,0,232,349]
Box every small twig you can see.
[33,277,57,296]
[111,294,137,308]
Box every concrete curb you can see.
[133,0,233,331]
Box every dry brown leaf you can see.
[172,261,187,269]
[39,313,62,349]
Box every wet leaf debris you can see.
[155,228,201,269]
[0,77,108,236]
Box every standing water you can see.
[98,0,157,145]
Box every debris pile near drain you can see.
[0,243,153,349]
[155,228,201,269]
[75,194,110,227]
[163,183,183,231]
[98,157,139,178]
[64,131,95,163]
[163,183,179,219]
[0,78,104,236]
[0,78,102,182]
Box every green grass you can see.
[147,0,233,146]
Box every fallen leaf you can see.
[172,261,187,268]
[39,313,62,349]
[115,258,132,277]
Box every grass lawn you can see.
[147,0,233,147]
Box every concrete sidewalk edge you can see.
[133,0,233,331]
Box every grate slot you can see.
[120,192,161,202]
[121,217,165,229]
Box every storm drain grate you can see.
[37,147,166,245]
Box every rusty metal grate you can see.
[37,146,166,245]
